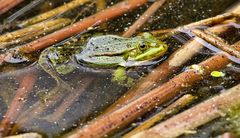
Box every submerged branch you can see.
[44,77,93,123]
[0,72,37,137]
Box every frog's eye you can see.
[139,42,147,50]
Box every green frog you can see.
[39,32,168,87]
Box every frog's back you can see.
[82,35,138,55]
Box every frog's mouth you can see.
[74,45,167,68]
[121,59,163,67]
[121,46,168,67]
[134,47,168,61]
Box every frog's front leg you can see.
[38,48,74,91]
[112,67,134,87]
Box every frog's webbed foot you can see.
[112,67,134,87]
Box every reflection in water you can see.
[0,64,128,137]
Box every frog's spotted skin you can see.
[75,33,168,68]
[76,35,138,67]
[81,35,137,56]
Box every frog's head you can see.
[128,32,168,63]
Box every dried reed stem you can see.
[123,0,167,37]
[123,94,196,138]
[132,83,240,138]
[192,29,240,59]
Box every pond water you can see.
[0,0,240,137]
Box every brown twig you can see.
[123,94,196,138]
[15,85,71,125]
[132,84,240,138]
[185,12,237,27]
[96,0,106,29]
[19,0,148,54]
[12,76,93,134]
[0,0,23,15]
[0,71,37,137]
[149,28,175,37]
[122,0,167,37]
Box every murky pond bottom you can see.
[0,0,240,138]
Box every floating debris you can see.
[188,64,205,75]
[211,71,225,77]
